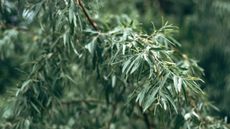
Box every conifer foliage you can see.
[0,0,229,129]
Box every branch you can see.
[76,0,99,31]
[0,23,29,31]
[61,98,104,105]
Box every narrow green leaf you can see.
[85,37,97,55]
[122,57,132,73]
[143,87,159,112]
[122,44,126,55]
[112,75,116,88]
[164,94,178,113]
[173,75,178,93]
[130,59,141,74]
[136,90,145,106]
[31,102,41,114]
[126,56,141,75]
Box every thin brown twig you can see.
[139,106,154,129]
[61,98,104,105]
[0,23,29,31]
[76,0,98,31]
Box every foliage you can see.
[100,0,230,122]
[0,0,229,129]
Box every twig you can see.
[139,106,154,129]
[76,0,98,31]
[61,98,104,105]
[107,103,117,129]
[0,23,29,31]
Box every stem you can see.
[139,106,155,129]
[107,103,117,129]
[61,98,103,105]
[76,0,98,31]
[0,23,29,31]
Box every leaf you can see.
[164,94,178,113]
[126,56,141,75]
[143,54,152,66]
[136,90,146,106]
[130,59,141,74]
[178,77,182,93]
[85,37,97,55]
[173,76,182,93]
[187,76,204,83]
[143,87,159,112]
[136,85,151,106]
[2,107,13,119]
[18,80,32,96]
[112,75,116,88]
[68,1,75,24]
[122,57,132,73]
[168,36,181,46]
[122,44,126,55]
[71,40,80,56]
[182,84,188,104]
[31,102,41,114]
[63,33,68,46]
[192,110,200,119]
[159,73,170,89]
[162,98,167,110]
[185,81,203,94]
[63,74,78,85]
[24,119,30,129]
[21,80,31,90]
[69,8,73,23]
[173,75,178,93]
[73,12,77,27]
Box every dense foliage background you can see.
[0,0,230,129]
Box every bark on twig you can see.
[76,0,98,31]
